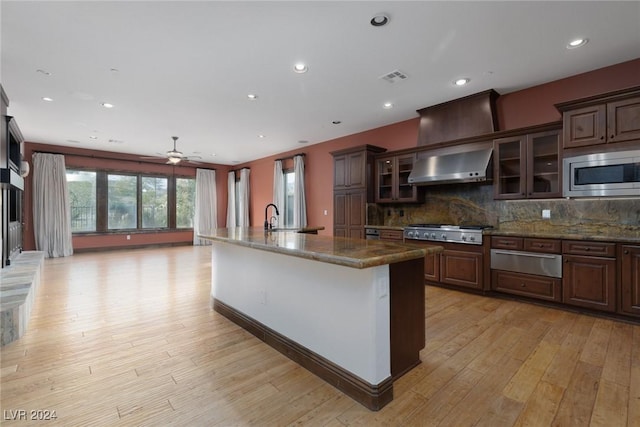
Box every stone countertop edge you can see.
[365,225,640,244]
[486,228,640,244]
[364,225,405,231]
[198,228,440,269]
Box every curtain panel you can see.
[32,152,74,258]
[193,168,217,245]
[293,155,307,228]
[226,171,236,228]
[238,168,250,227]
[273,160,285,228]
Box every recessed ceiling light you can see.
[293,63,308,73]
[454,78,470,86]
[370,14,389,27]
[36,69,51,76]
[332,120,342,125]
[101,102,114,108]
[42,97,54,102]
[247,94,258,100]
[383,102,394,109]
[567,38,588,49]
[298,140,309,144]
[258,134,266,139]
[89,135,98,140]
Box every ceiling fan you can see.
[144,136,201,164]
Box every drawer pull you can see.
[521,283,526,287]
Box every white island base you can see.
[209,239,426,410]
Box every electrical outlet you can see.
[323,209,328,216]
[542,209,551,219]
[126,235,131,240]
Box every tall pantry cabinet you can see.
[332,145,385,239]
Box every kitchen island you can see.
[199,227,443,410]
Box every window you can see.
[176,177,195,228]
[283,170,295,227]
[142,176,168,228]
[108,174,137,230]
[66,169,197,233]
[66,170,97,232]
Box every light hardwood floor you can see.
[1,246,638,426]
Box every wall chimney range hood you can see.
[408,146,493,185]
[409,89,499,185]
[408,144,493,185]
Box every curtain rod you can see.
[275,152,305,162]
[31,150,214,169]
[229,166,250,172]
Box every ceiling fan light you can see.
[167,157,181,165]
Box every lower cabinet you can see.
[620,245,640,317]
[334,190,366,239]
[492,270,562,302]
[490,236,562,302]
[562,241,617,313]
[439,248,484,291]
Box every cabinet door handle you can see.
[600,135,605,140]
[624,250,630,254]
[493,250,558,259]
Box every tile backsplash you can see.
[377,183,640,235]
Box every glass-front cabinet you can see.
[494,128,561,199]
[375,153,419,203]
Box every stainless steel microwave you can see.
[563,149,640,197]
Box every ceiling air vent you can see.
[380,69,408,84]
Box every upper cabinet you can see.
[333,145,385,190]
[375,153,421,203]
[494,128,562,199]
[557,87,640,149]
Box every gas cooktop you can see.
[404,224,492,245]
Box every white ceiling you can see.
[2,1,639,165]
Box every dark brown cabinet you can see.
[333,190,366,239]
[334,150,367,190]
[494,129,562,199]
[378,229,404,242]
[558,90,640,149]
[563,240,616,312]
[620,245,640,317]
[375,154,420,203]
[332,145,385,238]
[440,247,484,291]
[490,236,562,302]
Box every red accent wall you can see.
[497,58,640,130]
[22,143,230,251]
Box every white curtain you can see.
[238,168,250,227]
[293,155,307,228]
[32,153,73,258]
[226,171,236,227]
[193,168,217,245]
[273,160,285,215]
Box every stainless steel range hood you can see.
[408,146,493,185]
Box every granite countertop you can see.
[487,226,640,244]
[364,225,405,231]
[365,224,640,244]
[198,227,442,269]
